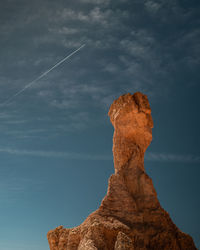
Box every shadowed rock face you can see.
[47,92,197,250]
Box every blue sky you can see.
[0,0,199,249]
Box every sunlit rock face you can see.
[47,92,197,250]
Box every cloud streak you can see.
[145,152,200,164]
[0,147,112,161]
[0,147,199,164]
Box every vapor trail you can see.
[2,44,85,105]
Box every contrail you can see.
[2,44,85,105]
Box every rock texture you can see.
[47,92,197,250]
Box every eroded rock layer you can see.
[47,92,197,250]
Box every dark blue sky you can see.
[0,0,199,249]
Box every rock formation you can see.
[47,92,197,250]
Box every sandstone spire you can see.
[47,92,197,250]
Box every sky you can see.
[0,0,199,249]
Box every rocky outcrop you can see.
[47,92,197,250]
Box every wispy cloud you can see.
[0,146,199,164]
[144,0,161,13]
[0,147,112,160]
[49,27,78,35]
[145,152,200,164]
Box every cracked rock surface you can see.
[47,92,197,250]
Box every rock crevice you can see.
[47,92,197,250]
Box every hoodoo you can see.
[47,92,197,250]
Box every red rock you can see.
[47,92,197,250]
